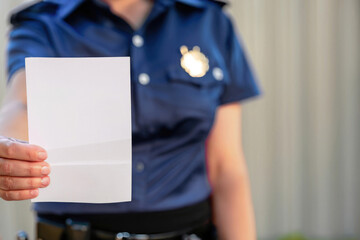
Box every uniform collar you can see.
[46,0,228,19]
[44,0,85,18]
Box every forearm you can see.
[0,70,28,140]
[212,165,256,240]
[0,101,28,140]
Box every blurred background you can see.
[0,0,359,240]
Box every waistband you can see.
[37,199,211,234]
[37,218,214,240]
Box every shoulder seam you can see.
[10,1,59,24]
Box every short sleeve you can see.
[7,18,56,82]
[219,17,261,105]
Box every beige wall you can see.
[1,1,359,240]
[230,0,360,239]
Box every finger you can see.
[0,188,39,201]
[0,158,51,177]
[0,176,50,191]
[0,138,47,161]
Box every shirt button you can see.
[138,73,150,85]
[132,35,144,47]
[212,67,224,81]
[136,162,145,172]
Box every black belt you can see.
[37,217,213,240]
[36,199,216,240]
[38,200,211,234]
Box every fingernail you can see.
[30,189,39,197]
[37,151,47,160]
[41,166,50,175]
[41,177,50,186]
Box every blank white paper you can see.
[26,57,131,203]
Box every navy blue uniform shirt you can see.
[7,0,260,214]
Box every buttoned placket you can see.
[130,29,148,204]
[129,0,170,130]
[129,2,171,207]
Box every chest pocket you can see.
[161,62,225,118]
[167,63,224,88]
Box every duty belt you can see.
[37,217,210,240]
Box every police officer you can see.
[0,0,260,239]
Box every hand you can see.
[0,136,50,201]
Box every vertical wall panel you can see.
[231,0,360,239]
[337,0,360,237]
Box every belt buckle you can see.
[116,232,150,240]
[115,232,131,240]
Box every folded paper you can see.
[26,57,132,203]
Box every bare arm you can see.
[0,70,50,201]
[0,70,28,140]
[206,103,256,240]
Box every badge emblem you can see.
[180,45,209,78]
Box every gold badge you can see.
[180,45,209,78]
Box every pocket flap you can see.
[167,64,222,88]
